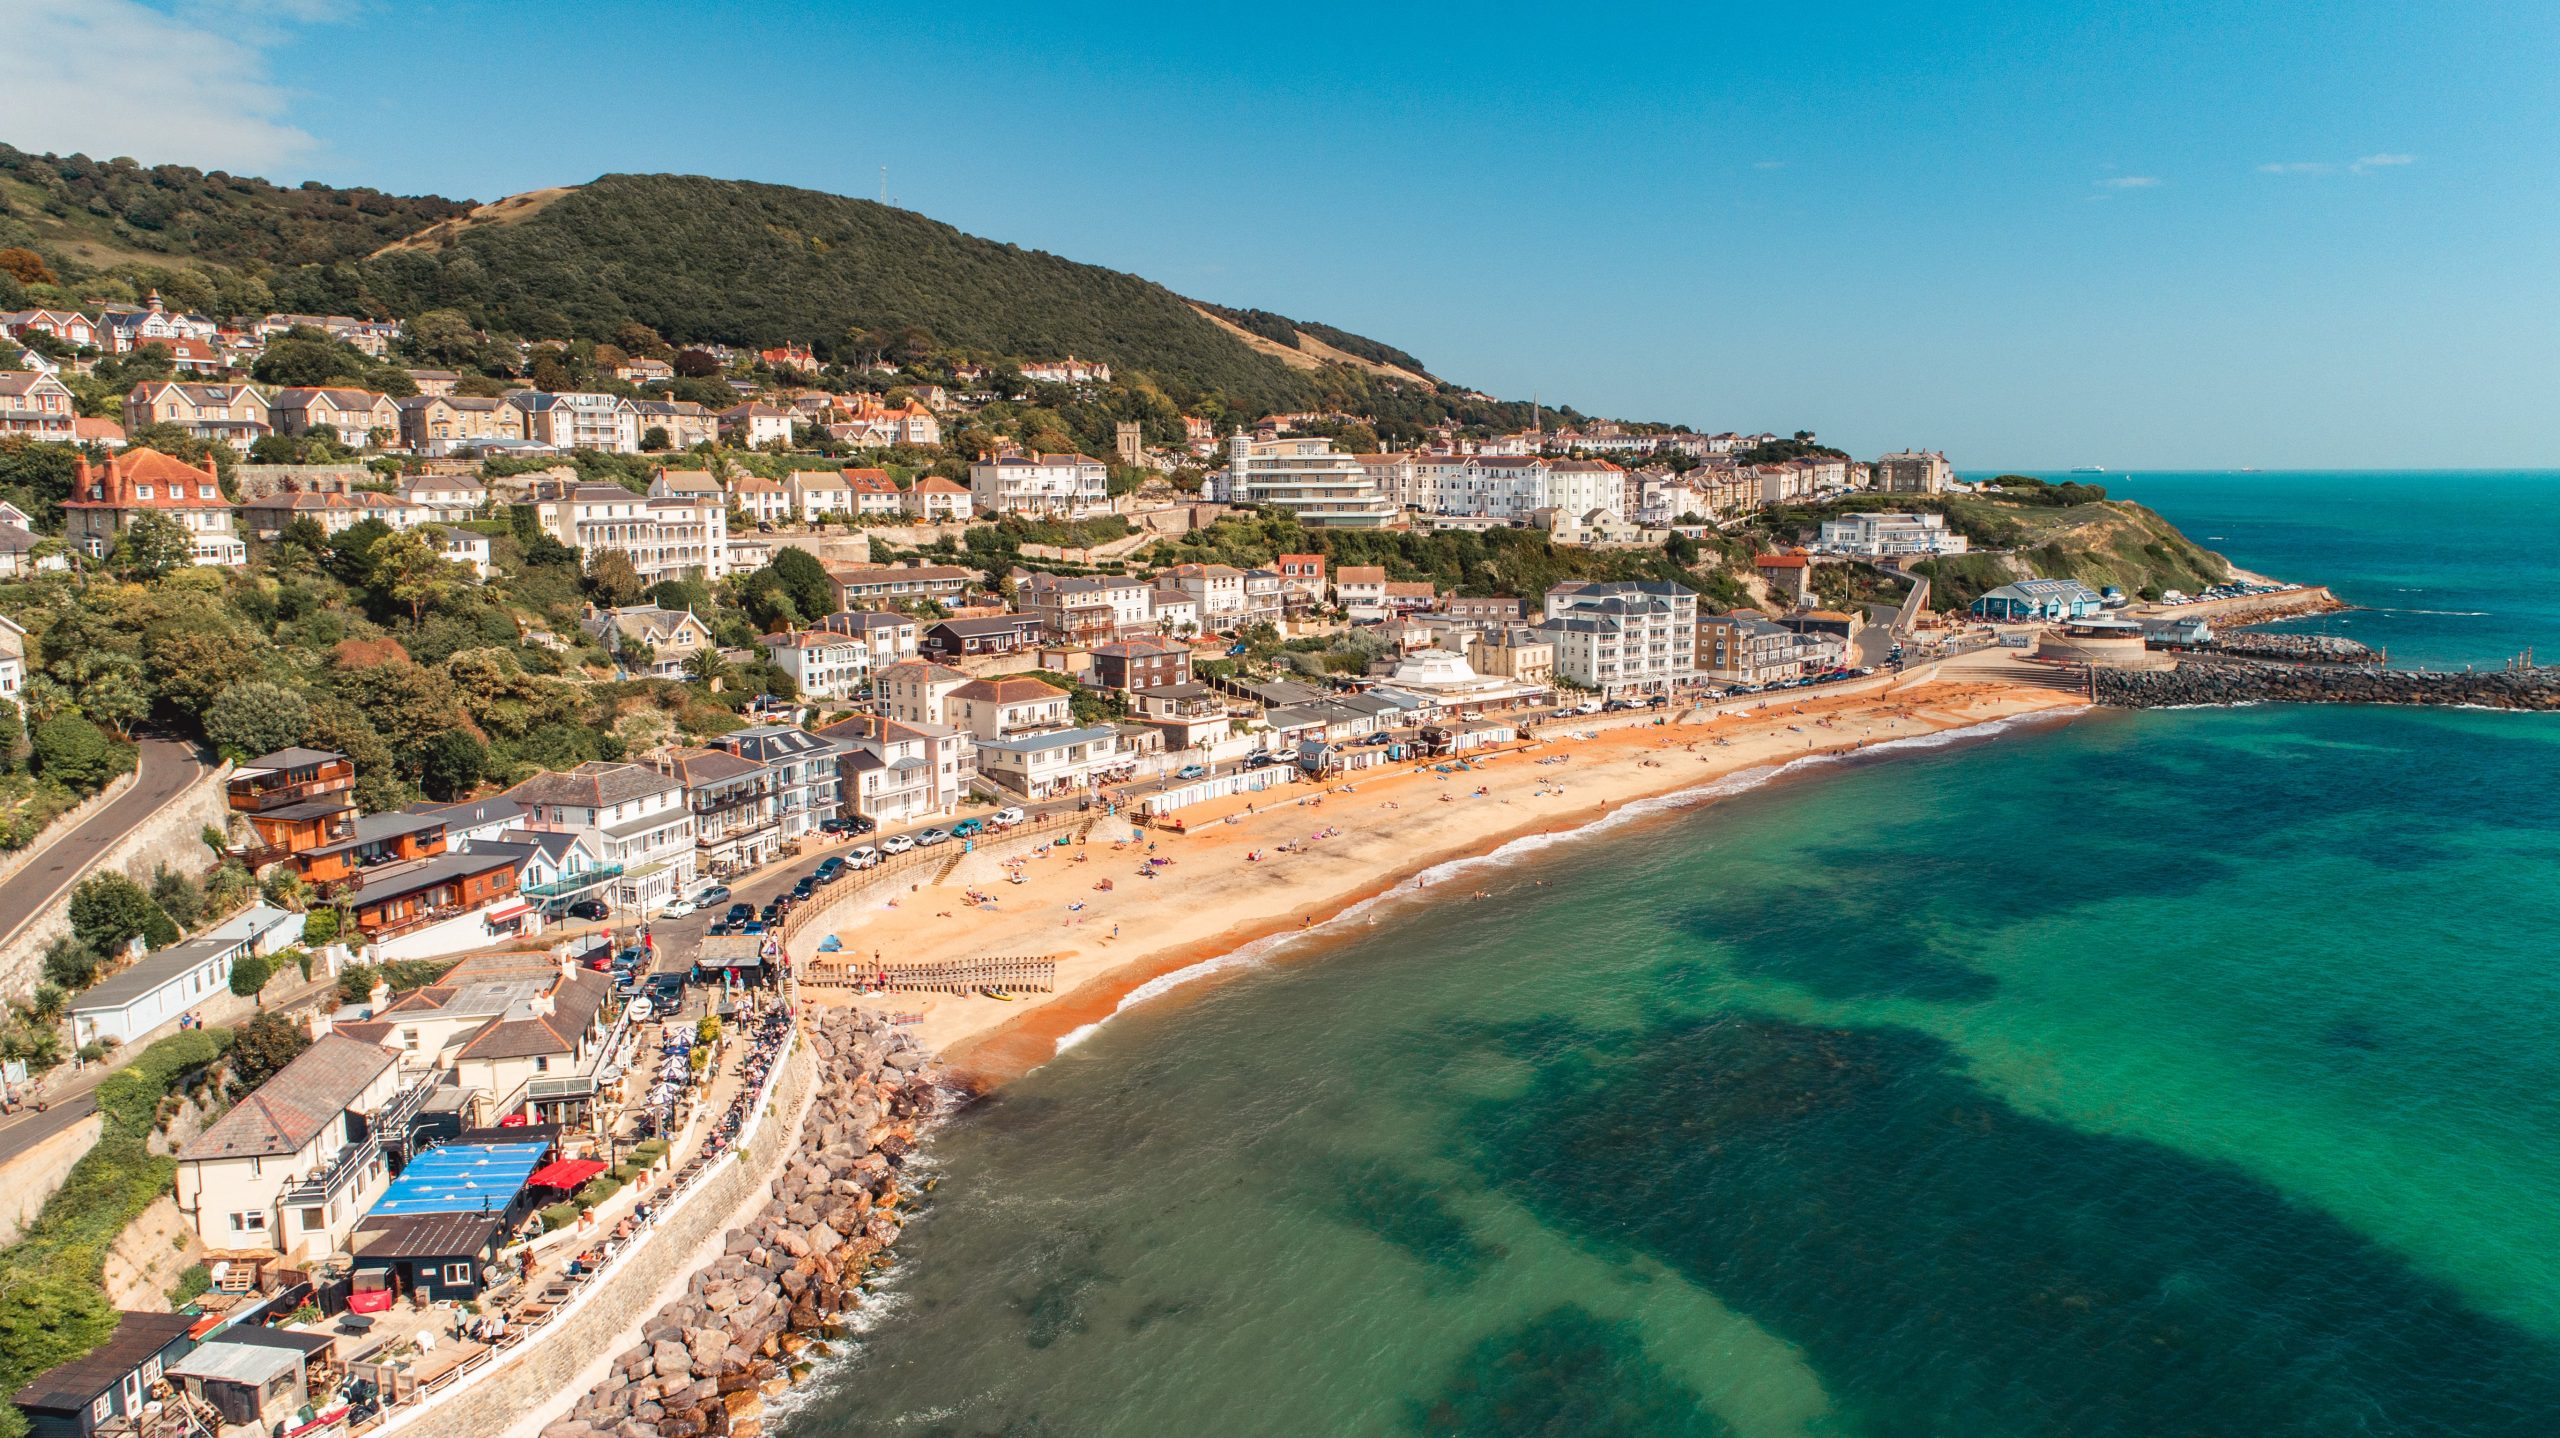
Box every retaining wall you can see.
[0,763,231,1002]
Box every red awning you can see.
[526,1158,607,1190]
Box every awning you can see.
[525,1158,607,1190]
[485,900,533,922]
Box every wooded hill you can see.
[0,146,1469,416]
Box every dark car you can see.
[705,920,729,937]
[726,903,754,922]
[815,857,845,882]
[761,903,782,923]
[645,974,685,1008]
[850,814,876,834]
[819,818,851,834]
[791,879,816,901]
[566,899,609,921]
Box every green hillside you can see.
[358,174,1372,410]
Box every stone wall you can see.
[0,763,232,1003]
[0,1111,100,1248]
[392,1037,819,1438]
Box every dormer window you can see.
[136,485,153,500]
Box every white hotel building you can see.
[533,485,730,583]
[969,452,1112,518]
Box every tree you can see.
[40,937,99,991]
[674,348,722,378]
[0,247,55,285]
[53,648,149,737]
[70,872,159,957]
[301,907,340,948]
[150,865,204,930]
[418,729,487,801]
[766,547,834,621]
[226,1011,308,1092]
[640,425,671,453]
[684,647,729,689]
[0,700,22,773]
[32,715,131,792]
[141,619,258,719]
[404,309,481,367]
[204,681,311,759]
[365,528,461,620]
[584,549,644,607]
[109,511,195,580]
[227,951,274,998]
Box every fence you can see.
[803,953,1056,994]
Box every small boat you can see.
[982,988,1016,1002]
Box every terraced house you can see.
[397,394,526,455]
[123,380,272,445]
[0,370,76,441]
[712,725,840,843]
[657,745,780,878]
[268,387,403,445]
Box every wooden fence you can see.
[803,953,1057,995]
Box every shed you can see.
[165,1337,307,1429]
[11,1312,197,1438]
[68,936,245,1048]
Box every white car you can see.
[661,899,697,918]
[847,845,880,868]
[991,807,1026,827]
[879,833,916,856]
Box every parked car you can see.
[760,903,782,924]
[662,898,697,918]
[1602,699,1632,712]
[567,898,610,921]
[1176,764,1208,780]
[991,807,1025,827]
[880,833,915,855]
[815,857,845,882]
[645,974,686,1008]
[850,815,877,834]
[1243,752,1277,768]
[847,845,880,868]
[791,880,816,901]
[706,920,730,937]
[726,903,754,923]
[818,818,851,834]
[949,817,985,838]
[914,827,951,847]
[739,921,765,935]
[697,884,732,905]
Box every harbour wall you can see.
[2095,660,2560,710]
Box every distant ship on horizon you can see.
[2070,465,2107,474]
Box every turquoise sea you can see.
[785,472,2560,1437]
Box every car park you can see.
[880,833,915,855]
[914,827,951,847]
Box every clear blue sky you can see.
[6,1,2555,468]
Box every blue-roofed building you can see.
[367,1140,546,1216]
[345,1139,549,1307]
[1971,578,2105,623]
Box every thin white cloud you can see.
[0,0,334,173]
[2095,176,2162,189]
[2258,153,2416,177]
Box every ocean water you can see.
[2025,470,2560,670]
[782,475,2560,1437]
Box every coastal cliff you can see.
[2094,660,2560,710]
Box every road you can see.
[0,736,214,955]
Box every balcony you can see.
[277,1135,378,1207]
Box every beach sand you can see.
[788,678,2087,1087]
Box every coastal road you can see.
[0,736,216,958]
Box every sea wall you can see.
[533,1010,943,1438]
[2204,634,2378,664]
[2095,660,2560,710]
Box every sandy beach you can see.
[788,676,2088,1086]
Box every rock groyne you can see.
[2096,660,2560,710]
[2200,633,2379,664]
[541,1011,943,1438]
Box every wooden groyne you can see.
[803,954,1058,995]
[2095,660,2560,710]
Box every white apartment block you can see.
[969,452,1110,518]
[1819,511,1969,557]
[761,628,873,700]
[535,485,730,583]
[1217,434,1396,527]
[511,391,641,453]
[1537,581,1700,696]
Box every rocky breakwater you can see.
[2203,633,2379,664]
[2097,659,2560,710]
[543,1012,943,1438]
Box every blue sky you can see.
[3,0,2554,468]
